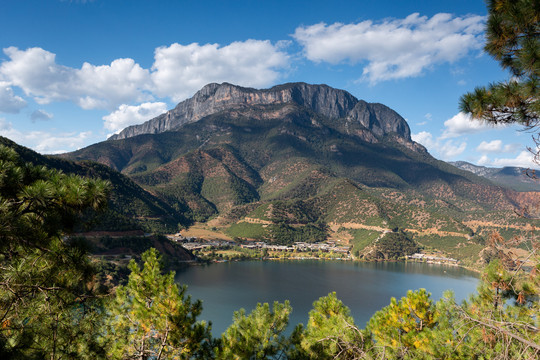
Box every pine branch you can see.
[456,306,540,352]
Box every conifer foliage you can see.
[300,292,369,359]
[104,248,212,360]
[368,289,439,358]
[218,301,292,360]
[0,145,110,359]
[460,0,540,161]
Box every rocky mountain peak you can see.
[108,82,411,141]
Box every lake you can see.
[174,260,479,336]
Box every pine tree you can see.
[367,289,439,359]
[0,145,110,359]
[448,259,540,359]
[104,248,212,359]
[459,0,539,162]
[218,301,292,359]
[457,1,540,356]
[300,292,370,359]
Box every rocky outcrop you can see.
[109,82,411,141]
[345,101,411,139]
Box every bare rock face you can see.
[109,82,411,142]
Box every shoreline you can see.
[188,255,482,274]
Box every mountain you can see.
[109,82,412,142]
[62,82,539,265]
[450,161,540,192]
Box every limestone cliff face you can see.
[109,82,411,141]
[345,101,411,139]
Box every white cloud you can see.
[414,116,531,165]
[293,13,485,83]
[1,41,290,111]
[441,112,499,139]
[151,40,289,102]
[30,109,53,122]
[439,140,467,158]
[476,140,502,153]
[503,143,522,153]
[0,47,152,110]
[475,140,520,154]
[477,154,491,166]
[0,118,91,154]
[76,59,153,109]
[412,131,466,159]
[492,151,538,169]
[412,131,435,148]
[103,102,168,134]
[0,82,27,113]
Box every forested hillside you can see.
[0,136,188,233]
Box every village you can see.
[406,253,460,265]
[166,234,352,255]
[166,234,462,265]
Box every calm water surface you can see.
[175,260,478,336]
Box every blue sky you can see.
[0,0,536,169]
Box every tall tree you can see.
[459,0,539,162]
[218,301,292,360]
[449,258,540,359]
[458,2,540,356]
[368,289,439,359]
[300,292,370,359]
[104,248,212,360]
[0,145,110,359]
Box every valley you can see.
[52,82,539,266]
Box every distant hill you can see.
[60,82,539,264]
[0,136,188,233]
[450,161,539,192]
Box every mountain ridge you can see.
[450,161,539,192]
[109,82,411,142]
